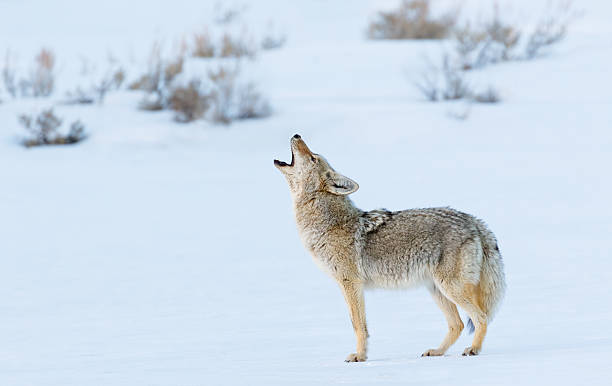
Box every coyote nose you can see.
[293,134,301,139]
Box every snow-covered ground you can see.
[1,0,612,385]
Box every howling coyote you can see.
[274,135,506,362]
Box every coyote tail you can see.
[467,221,506,334]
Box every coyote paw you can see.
[462,346,480,356]
[345,353,367,362]
[421,348,445,357]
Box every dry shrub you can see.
[2,50,17,98]
[19,109,86,147]
[169,80,210,123]
[31,48,56,97]
[193,31,215,58]
[129,43,186,110]
[261,25,287,50]
[208,65,238,124]
[414,54,471,101]
[525,20,565,59]
[219,33,256,58]
[65,60,125,104]
[473,86,500,103]
[525,1,577,59]
[64,87,96,104]
[93,67,125,103]
[15,48,56,97]
[454,7,521,70]
[164,56,184,84]
[414,53,503,105]
[454,1,576,69]
[129,40,271,124]
[129,43,164,92]
[213,2,245,24]
[367,0,457,40]
[236,83,272,119]
[207,65,271,124]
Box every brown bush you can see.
[367,0,457,40]
[169,81,210,123]
[193,31,215,58]
[453,8,521,70]
[129,43,187,111]
[208,65,238,124]
[19,109,87,147]
[219,33,256,58]
[130,41,271,124]
[206,65,271,124]
[129,43,164,92]
[31,48,56,97]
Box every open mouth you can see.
[273,147,294,167]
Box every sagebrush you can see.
[367,0,457,40]
[19,109,87,147]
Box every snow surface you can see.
[1,0,612,385]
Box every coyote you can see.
[274,135,506,362]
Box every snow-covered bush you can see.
[19,109,87,147]
[367,0,457,40]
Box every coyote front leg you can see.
[339,280,368,362]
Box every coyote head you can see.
[274,134,359,198]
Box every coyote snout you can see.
[275,135,506,362]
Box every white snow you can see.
[1,0,612,385]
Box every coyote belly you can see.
[274,135,506,362]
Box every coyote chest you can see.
[296,221,357,278]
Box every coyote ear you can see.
[325,172,359,195]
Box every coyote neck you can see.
[293,193,361,251]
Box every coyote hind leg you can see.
[458,283,488,356]
[422,285,464,357]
